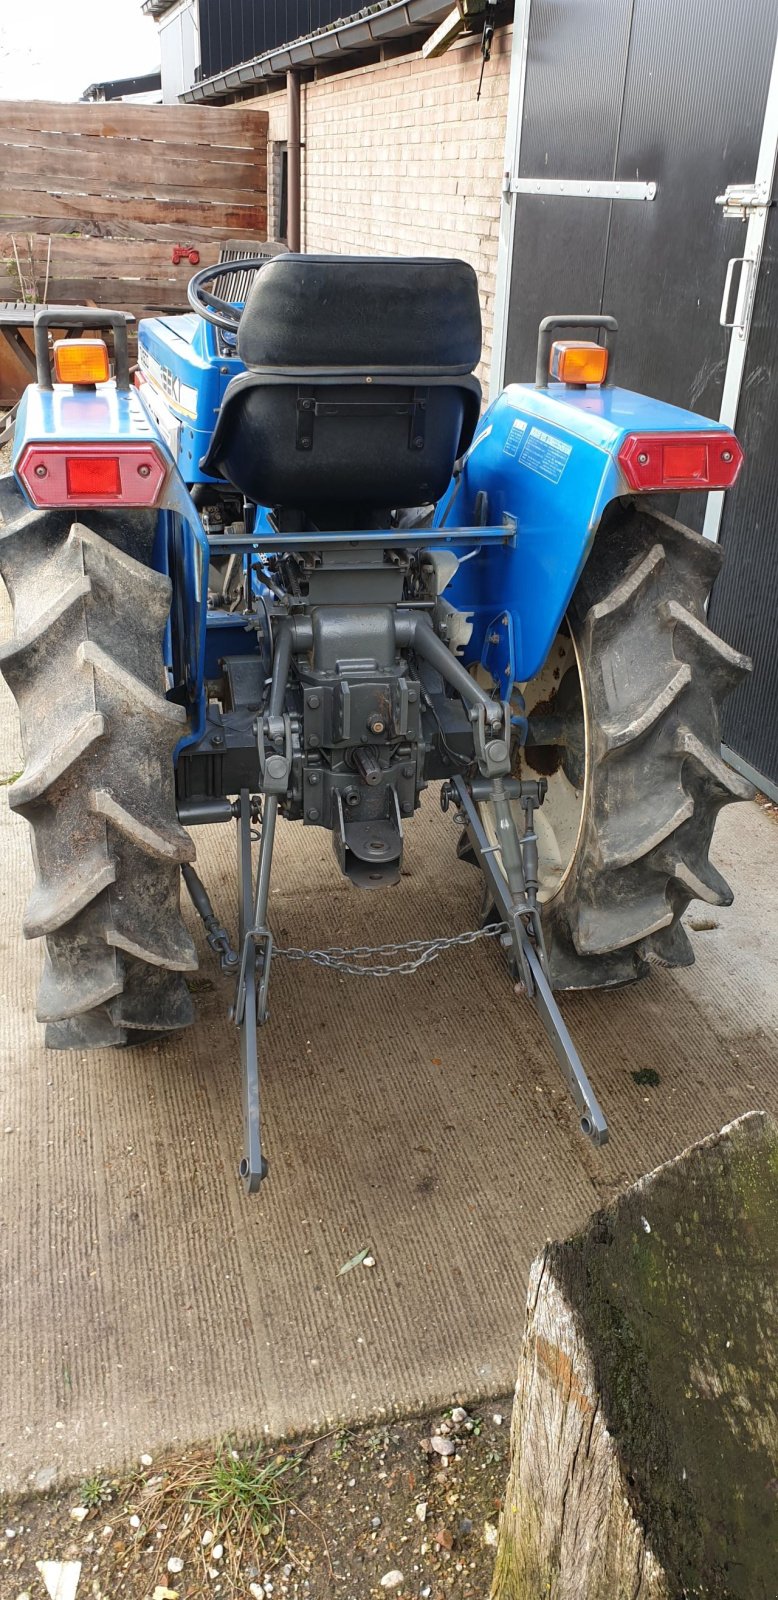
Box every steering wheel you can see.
[187,257,272,332]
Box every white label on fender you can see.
[519,425,572,483]
[502,418,528,457]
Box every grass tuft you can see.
[193,1444,298,1539]
[131,1439,304,1590]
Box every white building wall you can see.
[159,0,200,102]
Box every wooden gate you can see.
[0,99,268,401]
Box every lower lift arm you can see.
[451,775,609,1146]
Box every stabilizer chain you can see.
[274,922,508,978]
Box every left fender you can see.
[12,380,210,751]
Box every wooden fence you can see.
[0,101,268,240]
[0,100,268,403]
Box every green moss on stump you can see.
[552,1114,778,1598]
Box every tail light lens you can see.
[16,443,167,508]
[618,431,743,492]
[66,455,122,498]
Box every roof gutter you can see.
[180,0,452,102]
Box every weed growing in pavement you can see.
[78,1473,114,1509]
[367,1426,392,1455]
[193,1444,298,1538]
[130,1439,305,1589]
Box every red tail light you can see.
[16,442,167,508]
[617,431,743,492]
[66,455,122,499]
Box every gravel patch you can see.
[0,1399,510,1599]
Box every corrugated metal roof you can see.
[181,0,453,102]
[81,69,162,101]
[142,0,180,17]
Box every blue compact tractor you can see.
[0,256,753,1189]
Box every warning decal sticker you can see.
[519,425,572,483]
[502,418,528,457]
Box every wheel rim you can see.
[477,625,588,904]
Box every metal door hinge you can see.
[715,182,772,219]
[510,177,656,201]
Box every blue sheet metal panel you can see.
[12,382,163,462]
[436,382,734,681]
[137,313,244,484]
[159,488,209,752]
[436,390,617,679]
[477,382,733,448]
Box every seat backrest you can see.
[237,253,481,372]
[203,254,482,514]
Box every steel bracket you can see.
[511,176,656,201]
[715,181,772,219]
[234,924,274,1030]
[258,711,294,794]
[472,699,512,778]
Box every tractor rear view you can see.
[0,257,752,1189]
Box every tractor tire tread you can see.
[542,499,752,989]
[0,479,197,1044]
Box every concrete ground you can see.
[1,586,777,1495]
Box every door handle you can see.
[720,256,754,329]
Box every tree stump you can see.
[492,1112,778,1600]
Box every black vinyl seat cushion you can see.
[236,253,482,371]
[202,254,482,511]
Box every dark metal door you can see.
[503,0,778,791]
[709,195,778,792]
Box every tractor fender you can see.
[434,381,737,685]
[12,380,210,751]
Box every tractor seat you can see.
[202,254,482,513]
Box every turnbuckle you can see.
[182,864,239,975]
[232,710,294,1029]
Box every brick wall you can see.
[247,27,512,390]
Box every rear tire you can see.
[478,500,753,989]
[0,476,197,1046]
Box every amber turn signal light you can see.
[549,340,609,387]
[53,338,111,386]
